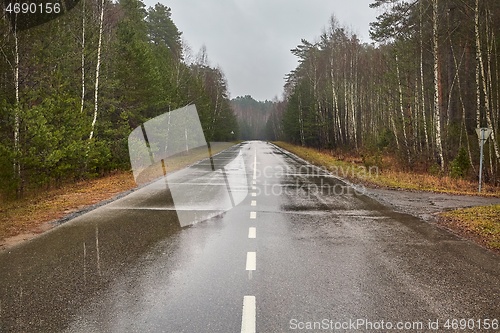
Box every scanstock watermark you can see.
[289,318,424,331]
[289,318,499,331]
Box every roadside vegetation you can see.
[0,171,135,245]
[274,141,500,252]
[0,0,238,200]
[441,205,500,251]
[0,142,235,247]
[263,2,500,195]
[1,0,239,246]
[274,142,498,196]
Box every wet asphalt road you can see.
[1,141,499,332]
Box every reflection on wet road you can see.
[0,141,499,332]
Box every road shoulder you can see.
[272,142,500,254]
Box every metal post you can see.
[475,128,492,193]
[479,129,484,193]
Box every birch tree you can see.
[433,0,445,170]
[13,23,20,195]
[80,0,86,114]
[88,0,105,142]
[474,0,500,162]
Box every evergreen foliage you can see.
[0,0,237,197]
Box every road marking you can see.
[251,193,256,197]
[246,252,256,271]
[248,227,256,239]
[251,200,256,206]
[241,296,256,333]
[252,180,256,185]
[253,151,257,180]
[250,211,256,219]
[251,186,257,190]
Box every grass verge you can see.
[273,141,500,252]
[273,141,499,196]
[0,171,136,245]
[440,205,500,251]
[0,142,237,247]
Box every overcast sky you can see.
[144,0,379,101]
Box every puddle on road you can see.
[0,144,248,332]
[0,192,182,332]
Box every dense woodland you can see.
[0,0,237,197]
[2,0,500,199]
[275,0,500,184]
[231,95,285,141]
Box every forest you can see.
[231,95,286,141]
[0,0,237,198]
[3,0,500,200]
[272,0,500,185]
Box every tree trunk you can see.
[389,99,400,150]
[420,20,430,153]
[89,0,105,142]
[396,54,410,164]
[475,0,500,161]
[433,0,445,171]
[351,55,358,150]
[452,44,476,172]
[13,24,21,196]
[330,56,342,146]
[80,0,86,114]
[298,93,305,146]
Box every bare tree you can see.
[433,0,445,170]
[89,0,105,142]
[80,0,86,114]
[475,0,500,161]
[419,0,429,153]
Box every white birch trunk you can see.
[389,99,400,150]
[475,0,500,161]
[414,78,419,153]
[14,25,20,193]
[344,67,350,143]
[330,57,342,144]
[420,0,430,153]
[351,56,358,149]
[80,0,86,114]
[433,0,445,170]
[89,0,104,141]
[396,54,410,163]
[298,93,305,146]
[475,0,481,128]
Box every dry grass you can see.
[0,142,236,244]
[275,141,500,251]
[274,141,499,197]
[441,205,500,251]
[0,171,136,241]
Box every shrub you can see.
[450,147,470,179]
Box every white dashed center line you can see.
[248,227,256,239]
[253,152,257,180]
[246,252,256,271]
[242,146,259,332]
[241,296,256,333]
